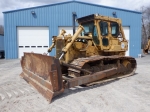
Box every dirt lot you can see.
[0,54,150,112]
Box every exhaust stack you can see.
[72,12,76,35]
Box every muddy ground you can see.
[0,54,150,112]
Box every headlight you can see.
[121,43,125,49]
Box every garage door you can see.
[59,26,130,56]
[17,27,49,58]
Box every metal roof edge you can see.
[3,1,73,13]
[3,0,142,14]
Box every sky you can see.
[0,0,150,25]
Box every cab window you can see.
[99,21,108,36]
[92,26,99,45]
[81,22,99,45]
[111,22,119,37]
[81,22,94,36]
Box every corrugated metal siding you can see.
[3,1,142,59]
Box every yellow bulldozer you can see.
[143,36,150,54]
[20,14,137,103]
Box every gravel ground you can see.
[0,54,150,112]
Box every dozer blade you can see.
[20,53,64,103]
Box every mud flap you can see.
[20,53,64,103]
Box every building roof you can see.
[3,1,141,14]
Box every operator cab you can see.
[77,14,122,46]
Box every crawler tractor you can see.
[143,36,150,54]
[20,14,136,103]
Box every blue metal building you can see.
[3,1,142,59]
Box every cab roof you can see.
[77,14,121,24]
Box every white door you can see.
[123,27,130,56]
[58,26,78,36]
[17,27,49,58]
